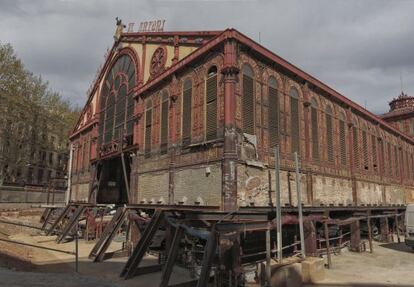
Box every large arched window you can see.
[290,87,300,154]
[268,77,279,148]
[311,98,319,161]
[242,64,254,135]
[160,90,169,155]
[206,66,217,141]
[99,54,136,150]
[326,105,334,163]
[339,112,347,166]
[182,78,192,146]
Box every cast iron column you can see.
[221,40,239,211]
[168,79,179,205]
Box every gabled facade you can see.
[69,26,414,210]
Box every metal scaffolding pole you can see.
[66,144,74,204]
[294,152,306,258]
[275,146,282,262]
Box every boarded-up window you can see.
[387,143,392,177]
[352,125,359,169]
[404,150,408,179]
[84,139,90,170]
[290,88,300,154]
[206,66,217,141]
[144,99,152,158]
[311,98,319,161]
[81,142,86,171]
[362,129,368,170]
[182,79,192,146]
[160,91,169,155]
[339,113,347,166]
[371,134,377,172]
[268,77,279,148]
[243,65,254,135]
[411,154,414,180]
[379,139,385,174]
[326,106,334,163]
[394,145,399,178]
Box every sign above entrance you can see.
[137,20,166,32]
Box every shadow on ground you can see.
[379,242,414,254]
[308,284,414,287]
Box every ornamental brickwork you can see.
[69,28,414,208]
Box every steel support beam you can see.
[159,225,184,287]
[350,220,361,252]
[304,220,317,256]
[196,227,217,287]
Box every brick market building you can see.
[69,24,414,210]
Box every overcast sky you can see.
[1,0,414,114]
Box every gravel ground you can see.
[0,268,125,287]
[1,212,414,286]
[314,238,414,287]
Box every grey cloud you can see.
[0,0,413,114]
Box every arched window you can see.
[352,120,359,169]
[144,99,152,158]
[339,112,347,166]
[99,54,136,149]
[268,77,279,148]
[290,87,300,154]
[310,98,319,161]
[160,90,169,155]
[362,125,368,170]
[206,66,217,141]
[242,64,254,135]
[326,105,334,162]
[182,78,192,146]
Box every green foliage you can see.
[0,42,80,184]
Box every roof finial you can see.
[114,17,126,42]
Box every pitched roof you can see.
[71,28,414,145]
[133,28,414,144]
